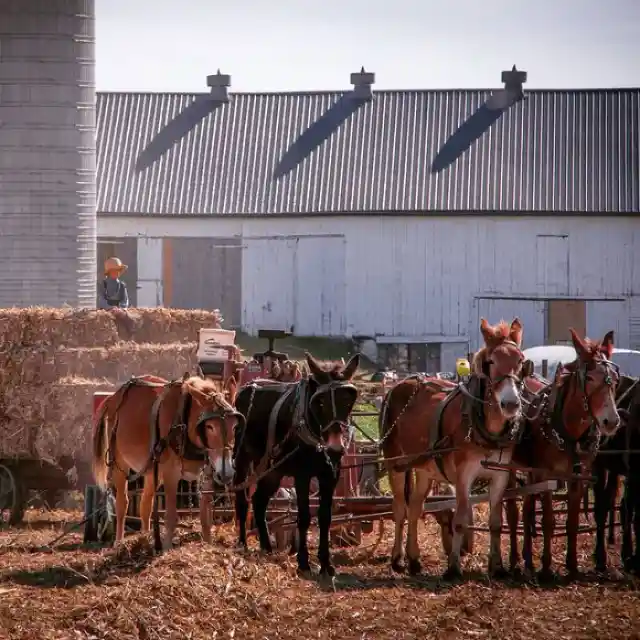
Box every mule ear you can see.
[569,328,589,360]
[305,352,324,378]
[479,318,494,344]
[521,358,535,379]
[509,317,523,347]
[342,353,360,380]
[601,330,615,359]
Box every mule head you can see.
[304,352,360,453]
[183,376,244,484]
[566,328,620,437]
[474,317,527,421]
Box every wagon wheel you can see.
[0,464,26,526]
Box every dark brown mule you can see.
[505,329,621,579]
[380,318,531,578]
[92,374,241,549]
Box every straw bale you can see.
[0,307,119,349]
[0,376,112,462]
[129,307,223,344]
[15,342,198,384]
[0,307,222,350]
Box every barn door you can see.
[294,236,346,336]
[242,238,296,334]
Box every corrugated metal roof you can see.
[96,89,640,215]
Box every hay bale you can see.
[128,308,222,344]
[16,342,199,383]
[0,377,112,462]
[0,308,120,349]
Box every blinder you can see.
[308,380,358,439]
[194,407,245,452]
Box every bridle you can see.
[479,339,528,408]
[296,378,358,451]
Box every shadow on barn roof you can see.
[96,88,640,216]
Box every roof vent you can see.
[350,66,375,100]
[206,69,231,102]
[501,64,527,97]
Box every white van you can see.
[522,345,640,379]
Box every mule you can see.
[505,329,621,579]
[92,374,241,549]
[233,352,360,579]
[592,373,640,572]
[380,317,531,579]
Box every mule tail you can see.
[92,398,114,489]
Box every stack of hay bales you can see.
[0,308,222,467]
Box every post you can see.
[541,359,548,379]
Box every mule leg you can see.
[252,474,281,554]
[565,480,583,577]
[112,465,129,544]
[444,469,474,580]
[199,467,213,544]
[487,471,510,578]
[522,494,536,573]
[593,468,609,571]
[162,466,181,551]
[630,475,640,573]
[139,471,156,534]
[293,472,312,574]
[539,490,556,580]
[607,473,618,545]
[317,466,339,579]
[505,496,520,573]
[621,479,632,568]
[388,469,408,573]
[233,454,252,549]
[405,470,433,576]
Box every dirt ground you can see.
[0,507,638,640]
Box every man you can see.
[98,257,130,310]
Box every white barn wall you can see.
[98,215,640,349]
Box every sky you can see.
[95,0,639,93]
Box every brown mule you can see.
[380,318,532,578]
[92,373,242,549]
[505,328,621,579]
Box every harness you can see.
[235,375,358,477]
[105,375,244,485]
[524,356,619,469]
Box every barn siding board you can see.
[168,237,242,326]
[137,238,163,307]
[630,297,640,351]
[99,215,640,345]
[97,237,138,307]
[586,300,630,348]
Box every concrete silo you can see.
[0,0,96,307]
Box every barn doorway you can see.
[546,299,586,344]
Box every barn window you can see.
[377,342,441,373]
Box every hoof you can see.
[297,568,313,580]
[319,565,336,578]
[319,571,337,592]
[489,565,510,580]
[391,557,405,574]
[442,565,463,582]
[408,558,422,576]
[509,565,523,579]
[537,568,556,584]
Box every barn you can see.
[96,69,640,372]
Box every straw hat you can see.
[104,257,128,276]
